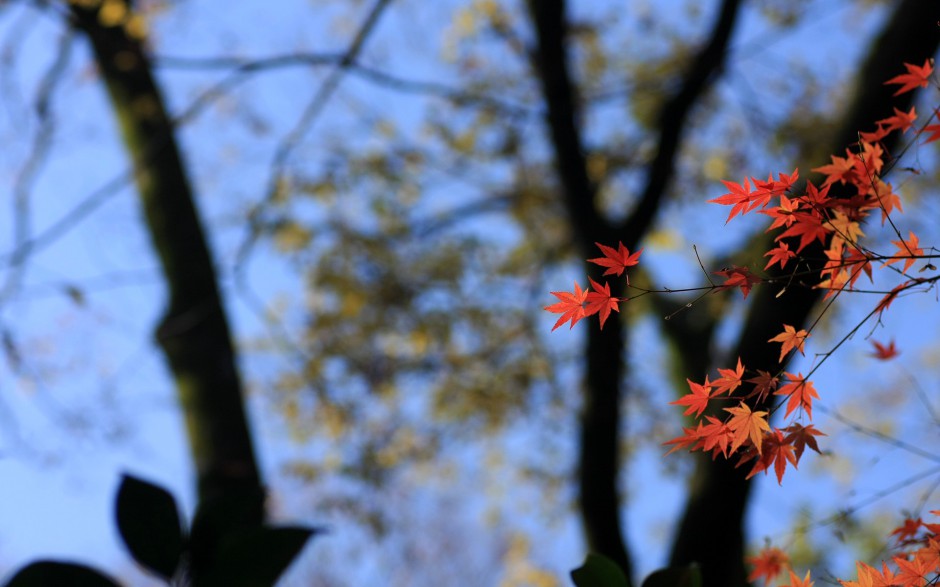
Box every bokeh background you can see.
[1,0,939,585]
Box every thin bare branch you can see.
[234,0,396,277]
[0,26,73,303]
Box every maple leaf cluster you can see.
[661,62,940,482]
[547,58,939,587]
[543,241,640,331]
[663,354,824,485]
[837,512,940,587]
[546,61,937,336]
[747,511,940,587]
[546,62,936,484]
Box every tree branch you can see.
[621,0,742,241]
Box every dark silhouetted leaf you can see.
[115,474,184,580]
[570,553,629,587]
[195,526,317,587]
[4,560,122,587]
[641,564,702,587]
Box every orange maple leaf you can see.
[588,241,642,277]
[814,154,855,187]
[838,561,882,587]
[670,377,713,417]
[775,373,819,419]
[893,552,935,585]
[714,265,762,299]
[747,547,789,585]
[778,569,814,587]
[870,339,900,360]
[867,179,903,225]
[884,59,933,96]
[725,402,770,455]
[828,210,865,246]
[713,357,745,396]
[544,281,587,331]
[886,231,924,273]
[584,277,620,330]
[768,325,810,363]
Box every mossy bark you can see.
[69,1,264,547]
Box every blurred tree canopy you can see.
[1,0,939,585]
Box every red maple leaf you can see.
[858,125,890,144]
[844,248,874,288]
[663,421,706,455]
[744,429,798,485]
[714,265,762,299]
[746,370,779,403]
[813,154,855,187]
[876,106,917,134]
[891,518,923,543]
[783,423,825,461]
[584,277,621,329]
[775,373,819,419]
[544,281,588,331]
[588,241,642,277]
[870,339,900,360]
[670,377,713,417]
[708,177,754,223]
[923,124,940,144]
[775,212,832,253]
[747,547,789,585]
[698,415,734,458]
[884,59,933,96]
[875,281,910,317]
[764,242,796,271]
[762,195,799,231]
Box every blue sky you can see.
[0,1,939,585]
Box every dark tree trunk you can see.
[69,2,265,570]
[526,0,742,582]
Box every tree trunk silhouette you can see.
[527,0,742,582]
[69,2,265,571]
